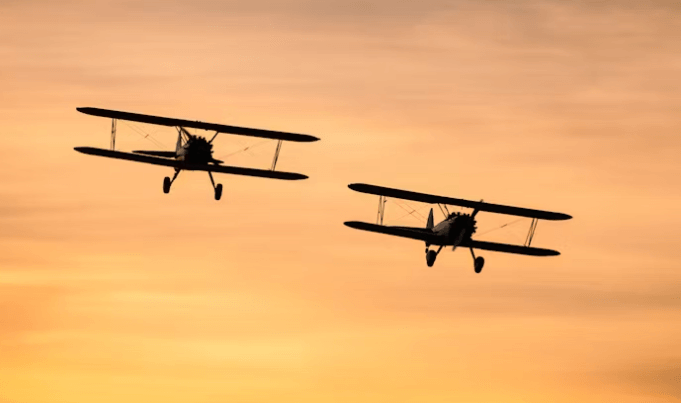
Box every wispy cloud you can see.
[1,0,680,402]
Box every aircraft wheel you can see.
[163,177,171,194]
[214,184,223,201]
[474,256,485,273]
[426,250,437,267]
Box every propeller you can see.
[450,202,483,251]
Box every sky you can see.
[1,0,680,402]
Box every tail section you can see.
[426,208,434,230]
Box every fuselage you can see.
[175,135,216,165]
[431,213,477,249]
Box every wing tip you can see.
[544,213,572,221]
[301,135,321,142]
[74,146,94,153]
[528,247,561,256]
[344,221,368,229]
[348,183,370,192]
[543,249,561,256]
[267,171,308,180]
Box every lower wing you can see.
[344,221,444,244]
[74,147,307,180]
[344,221,560,256]
[461,239,560,256]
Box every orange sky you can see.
[1,1,680,402]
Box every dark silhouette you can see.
[74,107,319,200]
[344,183,572,272]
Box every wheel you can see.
[163,177,171,194]
[214,183,223,201]
[474,256,485,273]
[426,250,437,267]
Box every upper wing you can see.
[460,239,560,256]
[75,147,307,180]
[77,107,320,143]
[344,221,443,243]
[348,183,571,221]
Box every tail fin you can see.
[426,208,434,230]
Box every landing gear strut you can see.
[208,172,223,201]
[163,169,180,194]
[470,248,485,273]
[426,245,444,267]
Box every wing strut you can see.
[377,195,387,225]
[438,203,449,218]
[110,119,117,150]
[524,218,538,247]
[271,140,283,170]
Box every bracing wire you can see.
[123,122,165,147]
[395,200,427,220]
[121,121,167,149]
[476,218,525,237]
[384,200,429,225]
[216,139,272,160]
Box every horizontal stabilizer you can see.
[348,183,571,221]
[132,150,177,158]
[74,147,308,180]
[77,107,320,142]
[344,221,442,244]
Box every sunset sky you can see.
[1,1,680,402]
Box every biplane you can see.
[344,183,571,273]
[74,107,319,200]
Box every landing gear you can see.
[163,169,181,194]
[425,245,444,267]
[426,250,437,267]
[208,172,223,201]
[470,248,485,273]
[474,257,485,273]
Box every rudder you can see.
[426,208,434,230]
